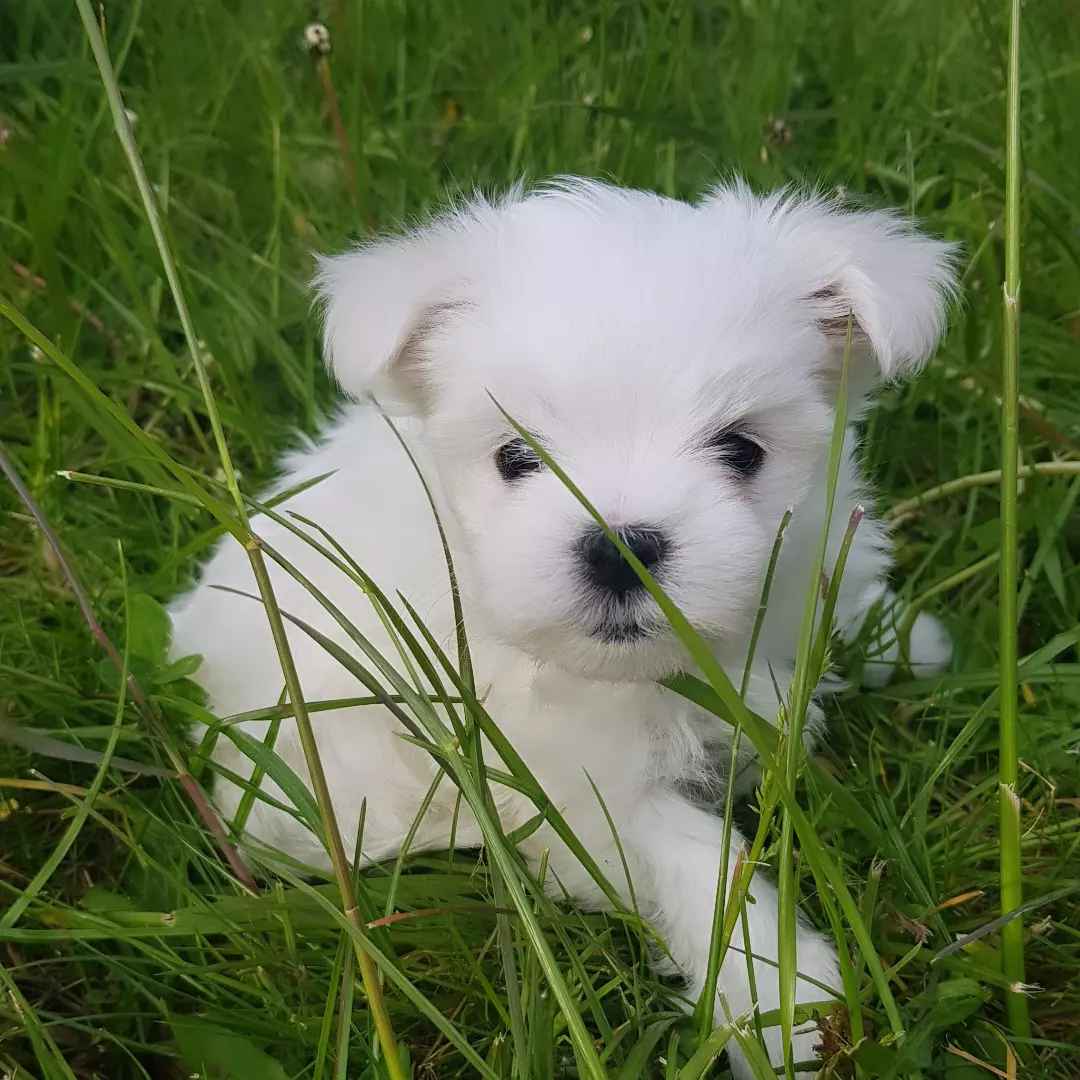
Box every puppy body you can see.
[170,180,955,1075]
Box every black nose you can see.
[578,525,669,597]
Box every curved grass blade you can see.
[492,394,904,1043]
[0,719,171,778]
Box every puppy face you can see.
[317,181,955,680]
[421,258,835,680]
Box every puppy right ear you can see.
[313,209,486,414]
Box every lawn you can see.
[1,1,1079,1077]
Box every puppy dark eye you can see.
[495,438,544,483]
[708,431,765,477]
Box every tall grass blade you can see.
[697,508,792,1040]
[494,396,903,1044]
[776,317,854,1076]
[71,3,408,1069]
[998,0,1031,1040]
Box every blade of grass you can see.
[0,305,238,530]
[494,395,903,1044]
[383,769,446,923]
[998,0,1031,1039]
[675,1019,738,1079]
[72,4,405,1069]
[333,941,357,1080]
[213,486,626,914]
[395,590,626,908]
[219,724,324,835]
[313,933,348,1079]
[932,884,1079,963]
[885,461,1080,522]
[0,719,170,777]
[492,394,772,751]
[897,550,1001,649]
[211,696,463,728]
[810,506,865,680]
[697,508,793,1040]
[58,466,338,520]
[778,317,854,1078]
[741,508,794,700]
[229,686,286,838]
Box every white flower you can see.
[303,22,331,55]
[213,466,242,484]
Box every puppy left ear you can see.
[312,200,497,414]
[797,203,959,385]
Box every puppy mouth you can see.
[592,620,651,644]
[584,603,662,645]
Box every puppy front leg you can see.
[627,790,839,1078]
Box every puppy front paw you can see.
[905,609,952,678]
[725,927,838,1079]
[727,1020,828,1080]
[850,583,952,688]
[861,607,952,688]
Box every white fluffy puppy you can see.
[170,179,955,1076]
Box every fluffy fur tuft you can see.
[315,179,957,410]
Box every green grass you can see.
[2,1,1080,1077]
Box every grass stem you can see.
[998,0,1031,1040]
[72,3,406,1072]
[886,461,1080,522]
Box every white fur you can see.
[170,179,956,1076]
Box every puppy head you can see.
[316,180,956,680]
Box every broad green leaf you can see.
[172,1018,289,1080]
[126,592,172,663]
